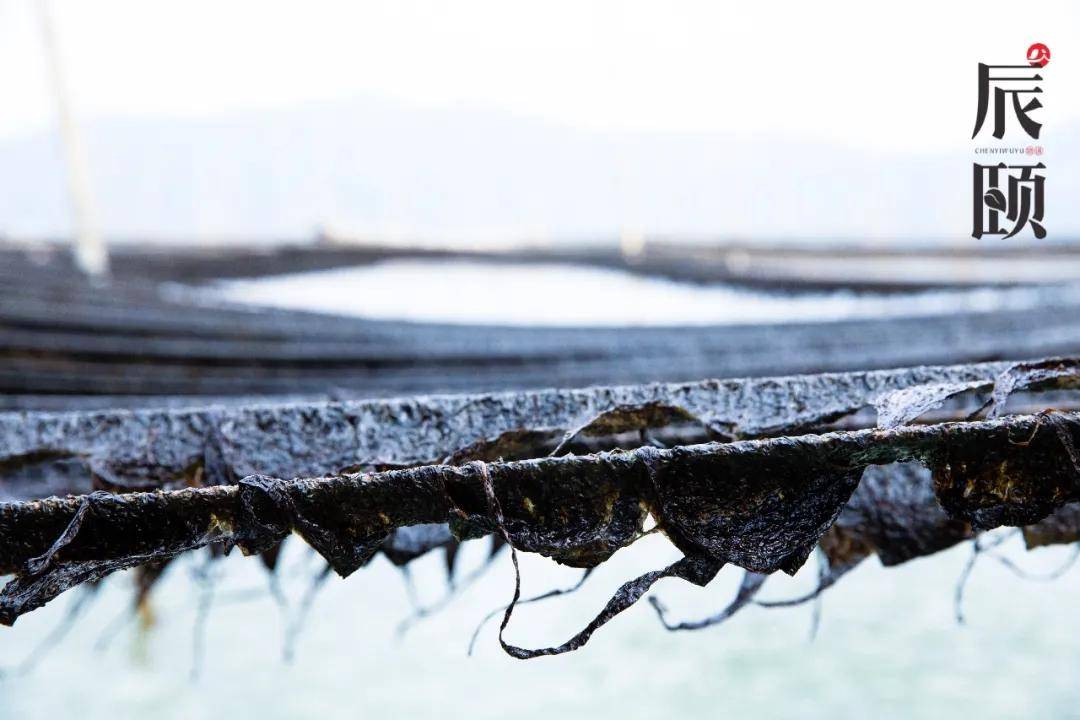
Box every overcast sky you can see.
[1,0,1078,149]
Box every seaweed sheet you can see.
[3,358,1080,657]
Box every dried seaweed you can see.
[983,542,1080,581]
[2,409,1079,639]
[550,403,718,456]
[467,567,593,654]
[396,535,506,637]
[873,381,988,429]
[648,569,768,631]
[986,358,1080,417]
[1023,503,1080,548]
[380,524,455,567]
[10,257,1080,403]
[827,463,971,567]
[932,412,1080,528]
[0,360,1023,495]
[954,531,1015,624]
[5,360,1080,658]
[498,554,723,659]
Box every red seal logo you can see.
[1027,43,1050,67]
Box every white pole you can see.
[35,0,108,278]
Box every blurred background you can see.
[2,1,1080,717]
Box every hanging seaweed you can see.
[2,358,1080,658]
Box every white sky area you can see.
[1,0,1078,149]
[0,1,1077,242]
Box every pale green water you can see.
[2,532,1078,718]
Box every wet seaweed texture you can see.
[0,359,1025,495]
[3,358,1080,656]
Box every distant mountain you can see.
[1,94,1076,242]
